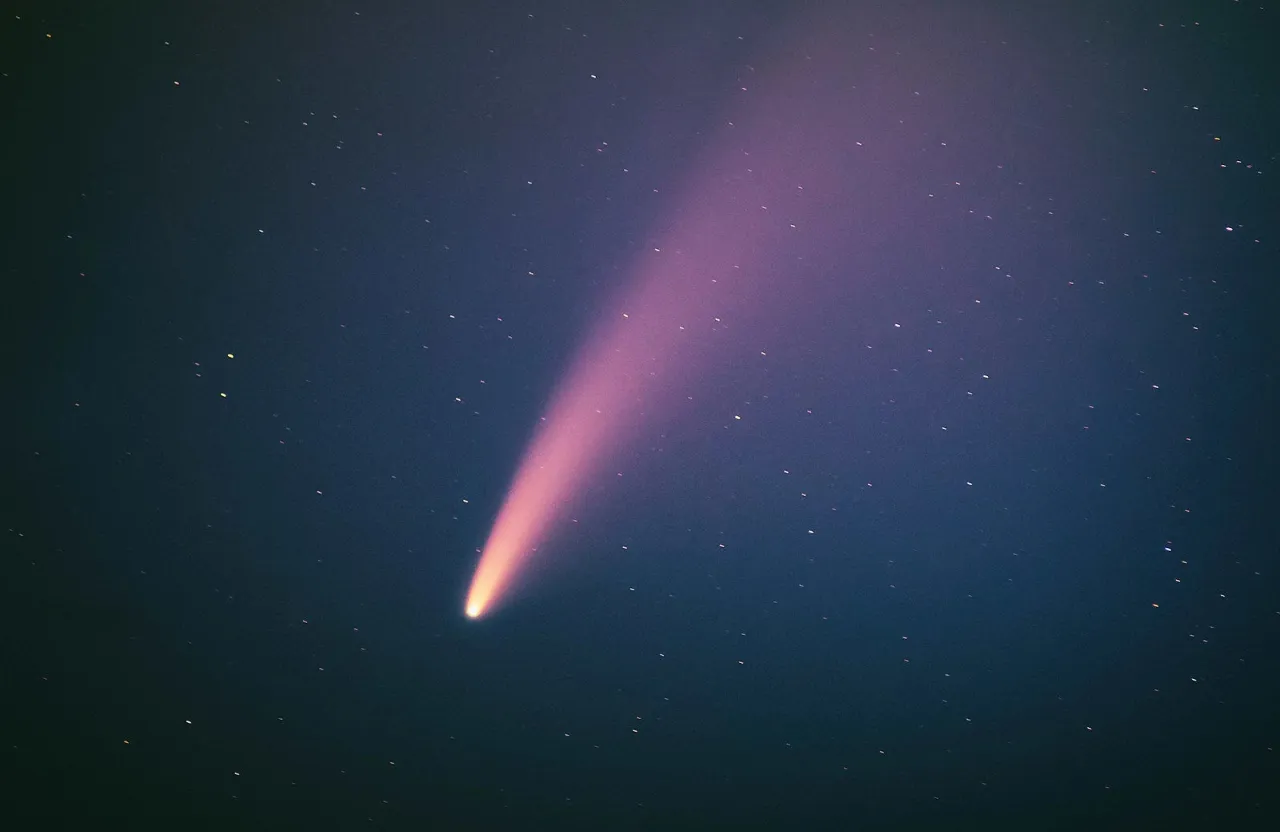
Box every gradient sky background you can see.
[6,1,1279,829]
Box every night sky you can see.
[6,1,1280,829]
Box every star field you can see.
[5,1,1278,829]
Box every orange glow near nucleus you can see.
[463,326,645,618]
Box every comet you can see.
[464,14,924,618]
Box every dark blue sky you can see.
[6,1,1279,828]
